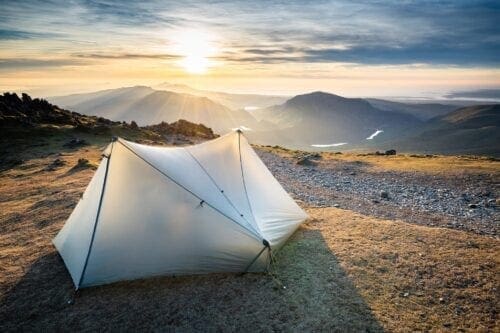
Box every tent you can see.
[53,130,307,289]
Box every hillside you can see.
[0,92,218,168]
[155,82,288,110]
[1,131,498,331]
[378,104,500,156]
[49,86,261,134]
[366,98,457,120]
[252,91,422,147]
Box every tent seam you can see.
[117,139,262,241]
[184,147,261,237]
[237,132,259,236]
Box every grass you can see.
[0,144,498,331]
[258,145,500,176]
[303,208,499,332]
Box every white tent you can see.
[53,130,307,289]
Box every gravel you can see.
[257,149,499,237]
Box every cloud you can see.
[73,53,180,60]
[0,58,88,69]
[0,0,499,67]
[445,89,500,99]
[0,29,62,40]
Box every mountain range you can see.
[47,85,499,156]
[378,104,500,156]
[49,86,260,134]
[154,82,288,110]
[251,92,422,146]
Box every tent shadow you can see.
[0,228,384,332]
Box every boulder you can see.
[63,138,87,148]
[296,157,318,166]
[380,190,389,199]
[385,149,397,155]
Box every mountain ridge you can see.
[49,86,261,134]
[374,104,500,156]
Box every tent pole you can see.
[242,239,271,273]
[76,138,115,290]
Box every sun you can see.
[174,30,215,74]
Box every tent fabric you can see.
[53,131,308,289]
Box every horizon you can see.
[1,1,500,98]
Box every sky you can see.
[1,0,499,98]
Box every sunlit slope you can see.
[155,82,288,110]
[50,87,261,134]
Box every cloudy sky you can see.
[1,0,499,97]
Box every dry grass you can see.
[305,208,499,332]
[258,145,500,176]
[0,146,499,331]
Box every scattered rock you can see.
[45,158,66,171]
[255,148,499,237]
[70,158,95,171]
[63,138,87,148]
[130,120,139,129]
[143,119,217,139]
[380,191,389,199]
[385,149,397,155]
[296,157,318,167]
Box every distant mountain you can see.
[366,98,457,120]
[444,89,500,101]
[155,82,288,110]
[382,104,500,156]
[251,91,422,147]
[49,86,155,119]
[49,86,261,134]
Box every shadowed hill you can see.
[376,104,500,156]
[366,98,457,120]
[0,92,219,169]
[252,91,422,146]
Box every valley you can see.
[48,86,500,156]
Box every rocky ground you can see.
[0,139,498,331]
[256,148,499,237]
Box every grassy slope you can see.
[0,144,498,331]
[377,104,500,157]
